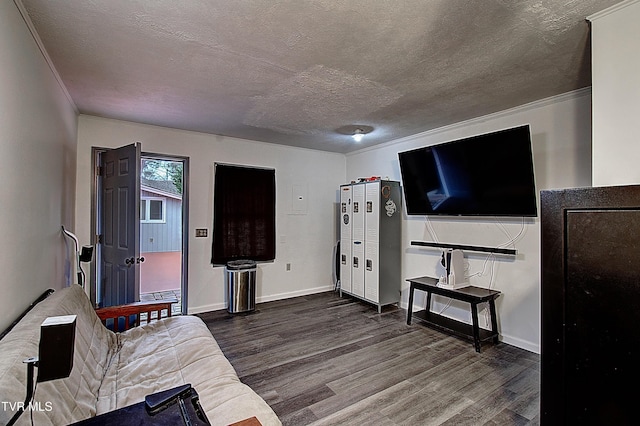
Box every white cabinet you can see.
[339,180,402,312]
[339,185,352,294]
[351,184,366,298]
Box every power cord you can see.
[29,381,38,426]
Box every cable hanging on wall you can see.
[61,226,93,288]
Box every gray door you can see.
[99,143,141,307]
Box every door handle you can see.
[125,257,144,266]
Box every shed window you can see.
[141,197,166,223]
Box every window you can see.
[211,164,276,264]
[141,197,166,223]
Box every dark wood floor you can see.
[197,291,540,426]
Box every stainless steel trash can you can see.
[225,260,256,313]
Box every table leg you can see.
[470,302,481,353]
[489,299,499,343]
[407,282,415,325]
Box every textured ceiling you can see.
[21,0,621,153]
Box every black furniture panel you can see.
[541,185,640,425]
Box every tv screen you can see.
[398,125,537,217]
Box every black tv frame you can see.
[398,125,537,217]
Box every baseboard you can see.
[188,302,225,315]
[499,334,540,354]
[256,285,335,303]
[187,285,335,315]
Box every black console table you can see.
[406,276,501,352]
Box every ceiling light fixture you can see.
[336,125,374,143]
[352,128,365,142]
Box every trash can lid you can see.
[226,259,256,270]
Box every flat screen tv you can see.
[398,125,537,217]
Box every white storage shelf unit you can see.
[339,180,402,312]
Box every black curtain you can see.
[211,164,275,264]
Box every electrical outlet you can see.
[195,228,208,237]
[286,263,291,271]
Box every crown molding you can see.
[348,87,592,157]
[587,0,640,22]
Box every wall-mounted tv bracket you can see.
[411,241,517,256]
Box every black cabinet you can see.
[541,185,640,425]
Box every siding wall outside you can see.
[140,189,182,252]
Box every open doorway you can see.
[92,147,189,315]
[138,155,188,316]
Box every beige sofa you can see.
[0,285,280,425]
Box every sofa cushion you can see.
[98,315,281,425]
[0,285,116,425]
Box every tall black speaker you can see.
[38,315,76,382]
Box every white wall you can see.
[76,115,346,314]
[0,1,78,332]
[346,90,593,353]
[589,0,640,186]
